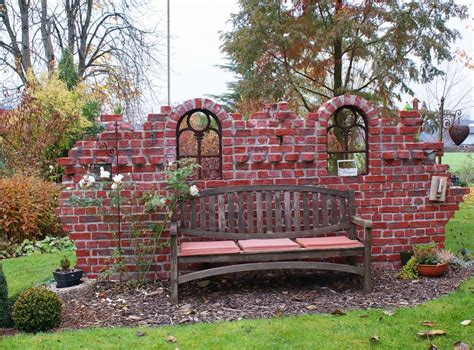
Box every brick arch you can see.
[315,95,379,126]
[165,98,230,131]
[163,98,231,166]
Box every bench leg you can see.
[170,260,178,304]
[363,227,372,292]
[170,235,178,304]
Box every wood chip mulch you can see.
[52,265,472,330]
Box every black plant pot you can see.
[53,268,83,288]
[400,251,414,267]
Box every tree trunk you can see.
[40,0,55,72]
[18,0,32,72]
[77,0,93,78]
[0,0,28,84]
[333,0,343,96]
[333,37,343,96]
[65,0,77,53]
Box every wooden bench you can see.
[170,185,372,303]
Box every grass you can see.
[2,251,76,296]
[443,152,472,172]
[1,278,473,349]
[445,190,474,254]
[0,192,472,349]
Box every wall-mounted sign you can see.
[337,160,358,177]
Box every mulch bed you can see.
[53,265,473,330]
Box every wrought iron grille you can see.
[327,106,368,175]
[176,109,222,179]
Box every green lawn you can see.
[2,251,76,296]
[0,193,472,349]
[445,190,474,254]
[1,278,473,349]
[443,152,472,172]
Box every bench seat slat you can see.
[303,192,309,230]
[237,192,244,233]
[294,192,300,231]
[247,192,254,233]
[321,194,328,226]
[284,191,291,231]
[275,191,282,232]
[228,193,235,232]
[200,197,205,229]
[265,191,272,233]
[256,192,263,233]
[209,196,215,231]
[331,195,338,225]
[313,192,319,228]
[218,194,225,231]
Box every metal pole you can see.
[167,0,170,106]
[438,96,445,164]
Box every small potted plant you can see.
[413,243,451,277]
[53,256,83,288]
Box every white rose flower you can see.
[189,185,199,197]
[49,165,54,170]
[100,166,111,179]
[112,174,124,183]
[78,179,86,189]
[111,183,118,190]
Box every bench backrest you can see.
[179,185,355,240]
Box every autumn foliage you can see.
[0,175,63,244]
[0,74,94,176]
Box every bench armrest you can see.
[351,216,372,229]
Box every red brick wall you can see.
[56,95,469,278]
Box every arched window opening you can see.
[177,109,222,179]
[327,106,368,175]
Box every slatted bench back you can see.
[179,185,355,240]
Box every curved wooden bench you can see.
[170,185,372,303]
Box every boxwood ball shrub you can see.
[0,264,9,327]
[0,175,63,243]
[12,287,63,333]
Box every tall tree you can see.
[0,0,160,116]
[220,0,468,112]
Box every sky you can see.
[152,0,239,110]
[141,1,474,117]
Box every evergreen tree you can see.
[58,49,79,91]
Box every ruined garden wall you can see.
[56,95,469,279]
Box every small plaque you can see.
[337,160,358,177]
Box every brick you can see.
[300,153,315,162]
[100,114,123,122]
[235,155,249,163]
[267,154,282,163]
[56,157,76,166]
[284,153,299,162]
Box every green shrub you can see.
[0,176,63,244]
[12,287,63,333]
[396,256,419,280]
[14,236,75,257]
[0,264,9,327]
